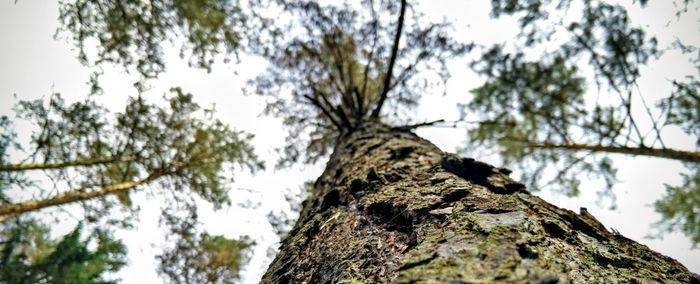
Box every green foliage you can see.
[654,164,700,245]
[467,47,619,199]
[660,79,700,146]
[4,88,262,223]
[158,211,253,284]
[464,0,694,188]
[1,89,262,280]
[0,116,19,202]
[461,0,700,242]
[56,0,260,81]
[0,219,127,284]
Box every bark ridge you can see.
[263,123,699,283]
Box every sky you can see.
[0,0,698,283]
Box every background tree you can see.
[56,0,271,91]
[0,89,261,281]
[462,0,700,243]
[158,209,254,284]
[0,218,126,284]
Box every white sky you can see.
[0,1,698,283]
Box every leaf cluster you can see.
[157,208,253,284]
[56,0,262,81]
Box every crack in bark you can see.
[396,253,437,272]
[365,202,415,235]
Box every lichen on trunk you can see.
[262,122,699,283]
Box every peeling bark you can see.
[262,122,699,283]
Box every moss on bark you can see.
[262,122,699,283]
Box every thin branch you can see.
[0,171,167,220]
[352,86,364,119]
[371,0,407,118]
[298,41,349,107]
[316,86,354,130]
[303,94,342,131]
[634,82,666,148]
[391,119,445,131]
[540,153,591,190]
[0,156,136,172]
[522,141,700,163]
[360,1,379,118]
[574,35,645,145]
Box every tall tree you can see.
[42,0,700,281]
[262,120,697,282]
[0,89,261,280]
[251,1,698,281]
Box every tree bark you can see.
[262,121,699,283]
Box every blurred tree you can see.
[27,0,700,281]
[0,218,126,284]
[463,0,700,243]
[0,89,261,281]
[55,0,272,91]
[158,209,254,284]
[1,89,261,221]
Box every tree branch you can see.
[0,156,137,172]
[303,94,343,131]
[0,171,167,221]
[370,0,407,118]
[523,141,700,164]
[359,17,378,120]
[574,35,645,145]
[391,119,445,131]
[316,87,354,130]
[352,86,364,120]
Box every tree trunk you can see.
[262,122,699,283]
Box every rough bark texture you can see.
[262,122,699,283]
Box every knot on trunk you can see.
[440,154,526,195]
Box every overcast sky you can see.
[0,1,698,283]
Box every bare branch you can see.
[315,86,354,130]
[391,119,445,131]
[303,94,343,131]
[371,0,407,118]
[352,86,364,119]
[0,156,136,172]
[523,141,700,163]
